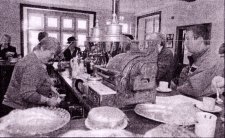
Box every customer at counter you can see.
[33,32,49,51]
[0,34,17,60]
[63,36,81,61]
[1,37,62,116]
[173,25,222,98]
[147,33,174,86]
[211,43,225,95]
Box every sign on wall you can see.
[166,34,174,48]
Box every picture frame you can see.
[166,34,174,48]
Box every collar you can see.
[32,52,46,68]
[158,46,163,53]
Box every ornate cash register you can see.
[72,0,158,108]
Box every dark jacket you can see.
[0,45,17,60]
[63,46,81,61]
[156,47,174,85]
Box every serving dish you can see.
[0,107,70,136]
[134,103,198,126]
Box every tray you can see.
[143,124,197,137]
[0,107,70,136]
[134,103,197,126]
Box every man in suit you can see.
[146,33,174,86]
[0,34,17,60]
[63,36,81,61]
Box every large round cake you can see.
[85,106,128,130]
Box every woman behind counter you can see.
[1,37,62,117]
[0,34,17,60]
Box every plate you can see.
[85,118,128,130]
[156,87,172,93]
[195,103,222,113]
[60,129,134,137]
[1,107,70,136]
[134,103,197,126]
[134,104,173,124]
[143,124,197,137]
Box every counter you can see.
[48,65,224,137]
[48,106,224,137]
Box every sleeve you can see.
[12,46,17,58]
[63,49,71,61]
[177,67,216,97]
[157,50,174,80]
[20,65,44,104]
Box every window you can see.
[47,17,59,28]
[28,13,44,29]
[77,34,87,47]
[21,4,96,56]
[137,11,161,41]
[119,23,129,34]
[48,32,59,39]
[29,31,40,51]
[62,18,74,29]
[77,19,87,30]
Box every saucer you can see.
[195,103,222,113]
[156,87,172,93]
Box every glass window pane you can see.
[62,33,73,47]
[119,23,129,34]
[47,17,58,28]
[29,31,40,51]
[154,18,159,32]
[28,14,44,29]
[77,34,86,46]
[146,19,154,34]
[48,32,59,39]
[63,18,73,29]
[77,19,87,30]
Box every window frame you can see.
[20,4,96,57]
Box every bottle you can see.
[80,60,86,73]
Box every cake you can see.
[85,106,128,129]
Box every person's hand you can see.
[47,97,61,107]
[211,76,224,94]
[6,52,14,57]
[51,86,60,97]
[170,81,177,90]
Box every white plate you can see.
[85,118,128,130]
[134,103,197,126]
[195,103,222,113]
[1,107,70,136]
[134,104,172,124]
[156,87,172,93]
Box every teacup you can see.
[203,97,215,111]
[159,81,169,90]
[195,112,217,137]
